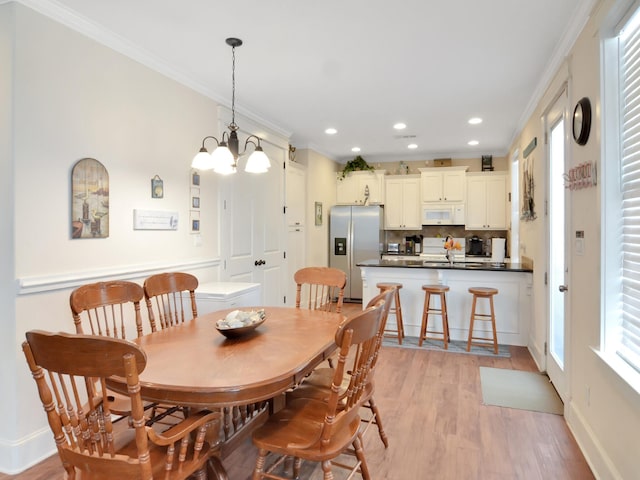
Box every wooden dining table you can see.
[106,306,344,479]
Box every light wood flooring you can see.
[5,303,594,479]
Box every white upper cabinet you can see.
[465,172,508,230]
[286,161,307,226]
[336,170,386,205]
[419,167,467,203]
[384,175,421,230]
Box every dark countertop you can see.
[358,258,532,272]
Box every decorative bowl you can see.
[215,309,266,339]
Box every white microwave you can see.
[422,204,465,225]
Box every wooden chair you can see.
[70,280,149,420]
[143,272,199,331]
[22,330,220,480]
[294,266,346,314]
[287,288,394,448]
[251,301,385,480]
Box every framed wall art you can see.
[71,157,109,239]
[315,201,323,226]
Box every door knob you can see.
[559,285,568,292]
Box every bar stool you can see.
[376,282,405,344]
[419,285,450,349]
[466,287,499,354]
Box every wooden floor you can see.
[5,303,594,480]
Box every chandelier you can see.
[191,38,271,174]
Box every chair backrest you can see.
[143,272,199,331]
[22,330,152,478]
[320,301,385,445]
[70,280,145,339]
[294,267,347,313]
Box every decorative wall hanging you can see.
[190,169,201,234]
[151,175,164,198]
[564,161,597,189]
[133,209,178,230]
[315,202,323,226]
[190,210,200,232]
[71,157,109,239]
[572,97,591,145]
[521,155,536,221]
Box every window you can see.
[602,4,640,390]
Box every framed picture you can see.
[71,157,109,239]
[151,175,163,198]
[192,196,200,208]
[192,171,200,186]
[315,201,323,226]
[190,210,200,233]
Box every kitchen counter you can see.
[359,261,532,346]
[361,258,532,272]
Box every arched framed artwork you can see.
[71,158,109,239]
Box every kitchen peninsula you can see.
[358,259,533,346]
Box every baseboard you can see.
[0,426,56,475]
[565,400,623,480]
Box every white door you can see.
[222,135,287,306]
[545,89,570,404]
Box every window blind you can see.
[619,14,640,373]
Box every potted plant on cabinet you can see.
[338,155,374,180]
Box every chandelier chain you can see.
[231,44,236,128]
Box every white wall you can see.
[295,149,337,267]
[509,1,640,477]
[2,4,224,473]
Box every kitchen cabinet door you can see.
[286,161,306,226]
[384,176,421,230]
[336,170,385,204]
[465,173,507,230]
[419,167,466,203]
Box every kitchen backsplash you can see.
[385,226,509,256]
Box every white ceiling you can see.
[25,0,593,163]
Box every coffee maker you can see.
[405,236,415,255]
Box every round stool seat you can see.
[377,282,403,290]
[468,287,498,296]
[422,284,450,294]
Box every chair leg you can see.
[419,292,430,346]
[321,459,333,479]
[366,397,389,447]
[489,295,498,354]
[466,295,478,352]
[353,433,371,480]
[253,448,268,479]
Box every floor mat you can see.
[381,335,511,357]
[479,366,564,415]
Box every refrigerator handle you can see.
[348,215,354,271]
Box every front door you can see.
[545,88,570,404]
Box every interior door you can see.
[545,89,570,404]
[223,135,287,306]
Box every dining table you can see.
[106,306,345,479]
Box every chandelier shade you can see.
[191,38,270,174]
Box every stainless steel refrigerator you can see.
[329,205,384,301]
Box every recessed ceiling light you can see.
[351,147,361,152]
[468,117,483,125]
[325,128,337,135]
[407,143,418,149]
[393,123,407,130]
[468,140,479,146]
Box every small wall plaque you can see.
[151,175,163,198]
[133,209,178,230]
